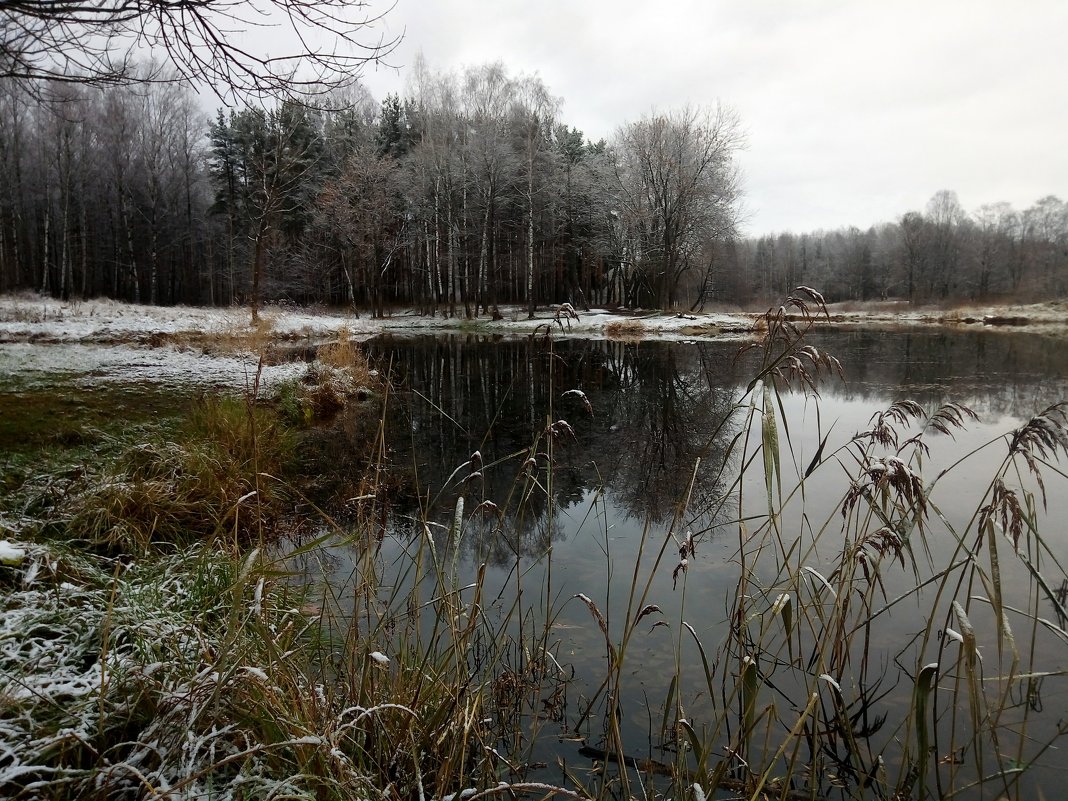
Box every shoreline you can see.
[2,292,1067,347]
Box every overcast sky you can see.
[350,0,1067,235]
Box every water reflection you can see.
[807,329,1068,417]
[367,335,744,562]
[360,329,1068,555]
[317,328,1068,799]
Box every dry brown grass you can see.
[56,396,295,553]
[0,292,55,323]
[678,323,722,336]
[161,316,279,357]
[604,318,646,340]
[317,327,372,381]
[828,299,912,313]
[276,328,379,423]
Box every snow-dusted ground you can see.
[0,293,354,342]
[2,292,1066,390]
[0,292,752,342]
[0,293,750,389]
[0,341,310,393]
[3,291,1066,343]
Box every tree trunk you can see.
[79,190,89,299]
[446,200,456,318]
[119,186,140,304]
[526,179,535,319]
[478,201,490,317]
[424,220,436,316]
[250,214,268,324]
[461,184,471,318]
[59,172,71,301]
[40,195,50,295]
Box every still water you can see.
[315,329,1068,799]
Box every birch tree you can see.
[462,63,518,317]
[510,75,559,318]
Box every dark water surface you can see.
[332,329,1068,798]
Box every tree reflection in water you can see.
[366,335,742,566]
[354,329,1068,567]
[299,327,1068,799]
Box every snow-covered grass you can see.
[0,337,560,800]
[0,539,404,800]
[4,291,1067,343]
[0,543,242,799]
[0,291,755,346]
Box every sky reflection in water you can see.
[324,330,1068,792]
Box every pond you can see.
[306,327,1068,799]
[2,326,1066,800]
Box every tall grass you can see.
[560,288,1068,800]
[2,296,1067,800]
[16,394,295,554]
[2,336,566,800]
[1,468,567,800]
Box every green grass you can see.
[0,382,187,456]
[10,395,295,555]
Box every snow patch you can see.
[0,539,26,565]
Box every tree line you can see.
[0,61,744,317]
[720,190,1068,306]
[1,62,1064,314]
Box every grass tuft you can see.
[23,396,295,554]
[604,318,646,340]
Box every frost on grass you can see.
[1,573,112,791]
[0,534,444,800]
[0,544,357,800]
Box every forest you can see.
[1,62,1065,314]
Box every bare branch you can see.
[0,0,400,102]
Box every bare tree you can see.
[1,0,398,100]
[131,78,188,304]
[615,105,743,309]
[407,58,464,317]
[898,210,930,303]
[316,147,404,317]
[925,189,966,299]
[1023,195,1068,294]
[243,104,323,321]
[510,74,559,319]
[0,80,28,291]
[462,62,519,317]
[973,202,1018,297]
